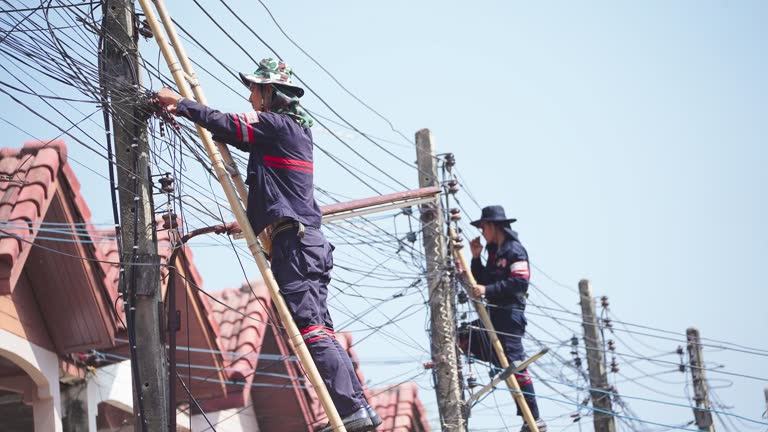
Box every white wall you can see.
[0,329,62,432]
[191,406,260,432]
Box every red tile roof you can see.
[209,280,275,384]
[0,140,97,293]
[90,228,124,328]
[0,140,120,352]
[0,140,432,427]
[206,281,319,430]
[206,283,433,431]
[370,383,430,432]
[206,282,386,431]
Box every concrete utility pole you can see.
[687,327,715,432]
[578,279,616,432]
[416,129,466,432]
[101,1,168,430]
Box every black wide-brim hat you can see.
[470,205,517,228]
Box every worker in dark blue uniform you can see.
[460,205,547,432]
[157,58,381,432]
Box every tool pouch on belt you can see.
[270,225,333,294]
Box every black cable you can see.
[0,0,438,368]
[189,0,411,190]
[0,1,97,13]
[216,0,419,171]
[0,0,46,44]
[0,79,92,101]
[176,372,216,431]
[253,0,414,146]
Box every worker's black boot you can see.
[519,418,548,432]
[319,407,373,432]
[365,403,383,430]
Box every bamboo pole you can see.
[148,0,274,253]
[151,0,245,201]
[449,227,539,432]
[136,2,346,430]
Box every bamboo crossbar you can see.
[450,227,539,432]
[137,0,346,429]
[465,348,549,408]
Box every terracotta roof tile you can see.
[204,282,431,429]
[0,140,83,293]
[0,155,21,172]
[28,148,60,178]
[9,200,39,224]
[0,227,21,265]
[208,281,273,384]
[89,228,125,325]
[15,183,46,214]
[370,383,430,432]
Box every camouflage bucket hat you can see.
[238,58,305,98]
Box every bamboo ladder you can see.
[450,227,540,432]
[136,0,346,429]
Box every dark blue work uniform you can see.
[466,229,541,419]
[176,99,366,416]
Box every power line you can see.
[0,2,98,14]
[252,0,414,147]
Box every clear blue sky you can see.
[2,1,766,431]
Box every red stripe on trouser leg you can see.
[300,325,324,335]
[302,326,334,344]
[305,335,327,344]
[515,371,532,386]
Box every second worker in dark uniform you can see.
[157,58,381,432]
[460,205,547,432]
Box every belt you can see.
[270,220,306,241]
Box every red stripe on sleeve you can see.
[232,113,243,141]
[511,270,530,280]
[243,113,255,143]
